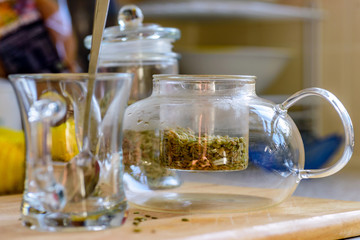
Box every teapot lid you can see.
[84,5,180,48]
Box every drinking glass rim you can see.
[9,72,133,82]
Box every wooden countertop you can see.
[2,194,360,239]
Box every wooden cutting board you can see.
[1,194,360,240]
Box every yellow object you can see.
[0,118,79,195]
[0,127,25,195]
[51,118,79,162]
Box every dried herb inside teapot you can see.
[161,127,248,171]
[122,130,179,188]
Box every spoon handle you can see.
[88,0,110,76]
[83,0,110,147]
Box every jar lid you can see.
[84,4,180,48]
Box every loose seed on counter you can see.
[131,212,160,234]
[134,217,145,222]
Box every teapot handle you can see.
[278,87,354,179]
[28,98,67,211]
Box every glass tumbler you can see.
[10,73,132,231]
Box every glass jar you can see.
[84,5,180,104]
[122,74,354,213]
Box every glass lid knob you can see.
[118,5,144,30]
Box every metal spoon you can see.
[62,0,110,202]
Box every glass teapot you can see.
[122,75,354,213]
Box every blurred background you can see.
[0,0,359,198]
[75,0,359,169]
[67,0,360,200]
